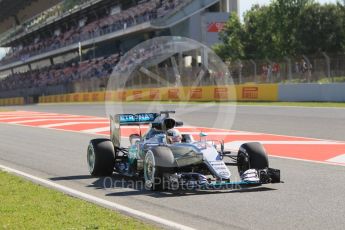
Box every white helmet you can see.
[166,129,182,144]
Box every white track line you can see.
[268,154,345,167]
[222,148,345,167]
[188,125,342,143]
[41,121,109,128]
[0,112,69,116]
[0,115,81,121]
[0,164,195,230]
[185,131,261,135]
[327,154,345,164]
[82,127,110,133]
[225,141,343,150]
[9,117,107,124]
[225,128,343,143]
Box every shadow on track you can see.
[50,175,93,181]
[106,187,276,198]
[50,174,277,198]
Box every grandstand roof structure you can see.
[0,0,37,22]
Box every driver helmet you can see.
[167,129,182,144]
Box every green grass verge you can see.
[317,76,345,83]
[0,171,157,229]
[281,76,345,83]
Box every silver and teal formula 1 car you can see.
[87,111,280,191]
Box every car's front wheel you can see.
[237,142,269,177]
[144,147,175,191]
[144,150,161,190]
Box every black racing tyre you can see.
[87,138,115,176]
[237,142,269,176]
[144,146,175,191]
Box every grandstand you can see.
[0,0,237,102]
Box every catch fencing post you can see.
[322,52,332,82]
[226,60,231,85]
[237,60,243,84]
[266,58,273,83]
[284,57,292,82]
[249,59,257,83]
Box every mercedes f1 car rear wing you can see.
[110,111,182,147]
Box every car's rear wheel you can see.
[87,138,115,176]
[237,142,269,176]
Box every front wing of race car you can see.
[162,167,280,190]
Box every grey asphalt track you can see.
[1,103,345,230]
[7,103,345,140]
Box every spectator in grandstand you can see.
[0,53,119,91]
[0,0,186,65]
